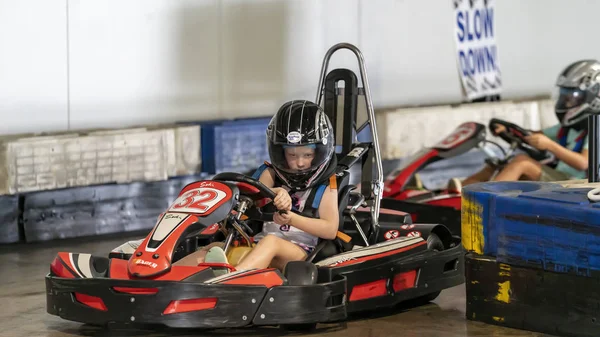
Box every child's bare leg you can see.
[462,164,497,186]
[493,154,542,181]
[173,242,224,266]
[235,235,307,271]
[270,249,308,271]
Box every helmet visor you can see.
[554,87,587,110]
[268,143,333,175]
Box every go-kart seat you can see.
[335,170,352,229]
[305,168,359,264]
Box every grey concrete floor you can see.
[0,234,555,337]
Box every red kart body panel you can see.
[383,122,485,200]
[381,122,486,231]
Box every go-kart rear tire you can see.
[426,233,444,252]
[419,233,444,303]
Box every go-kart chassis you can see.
[45,239,464,328]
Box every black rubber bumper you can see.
[46,275,346,328]
[328,243,465,313]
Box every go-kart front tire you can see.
[280,261,319,331]
[283,261,318,286]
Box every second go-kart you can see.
[382,118,554,234]
[45,43,464,330]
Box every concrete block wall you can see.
[0,98,557,195]
[0,124,200,195]
[376,98,556,160]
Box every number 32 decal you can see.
[169,187,227,214]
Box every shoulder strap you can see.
[573,130,588,153]
[557,127,587,153]
[251,161,271,180]
[557,127,568,147]
[302,174,337,218]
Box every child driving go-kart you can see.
[174,100,339,272]
[450,59,600,191]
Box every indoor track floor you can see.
[1,234,556,337]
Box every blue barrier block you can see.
[200,117,271,174]
[462,181,600,277]
[22,173,211,242]
[0,194,20,243]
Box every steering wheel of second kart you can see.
[488,118,549,161]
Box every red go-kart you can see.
[381,118,552,234]
[45,43,464,331]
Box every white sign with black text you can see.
[454,0,501,100]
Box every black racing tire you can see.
[283,261,318,286]
[281,261,319,331]
[426,232,444,252]
[419,233,444,303]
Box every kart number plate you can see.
[169,187,228,214]
[435,122,477,149]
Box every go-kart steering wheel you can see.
[212,172,277,200]
[212,172,290,221]
[488,118,549,161]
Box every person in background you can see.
[448,59,600,191]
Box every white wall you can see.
[1,0,598,135]
[0,0,68,133]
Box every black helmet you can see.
[267,100,335,190]
[554,59,600,130]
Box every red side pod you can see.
[383,149,440,198]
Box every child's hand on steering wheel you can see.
[272,187,292,211]
[492,124,507,135]
[524,133,552,150]
[273,210,292,225]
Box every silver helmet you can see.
[555,59,600,130]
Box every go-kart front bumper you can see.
[45,274,346,328]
